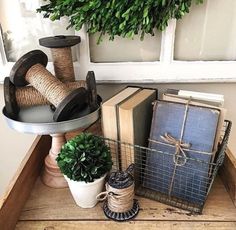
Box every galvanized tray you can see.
[2,105,100,135]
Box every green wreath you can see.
[38,0,204,43]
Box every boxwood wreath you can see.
[56,133,112,183]
[38,0,204,43]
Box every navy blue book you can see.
[143,100,220,205]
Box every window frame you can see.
[75,19,236,83]
[1,18,236,83]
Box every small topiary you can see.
[56,133,112,183]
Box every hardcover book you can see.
[118,88,157,171]
[101,86,141,166]
[163,89,224,107]
[162,93,226,160]
[101,87,141,140]
[143,100,220,204]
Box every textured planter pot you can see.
[64,174,106,208]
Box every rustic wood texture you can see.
[53,87,88,122]
[10,50,48,87]
[18,177,236,222]
[12,123,236,229]
[16,221,236,230]
[0,135,51,230]
[65,119,102,140]
[41,134,68,188]
[220,148,236,206]
[226,148,236,169]
[41,121,102,188]
[3,77,19,119]
[86,71,98,111]
[39,35,81,48]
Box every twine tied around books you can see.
[149,98,192,197]
[96,182,134,213]
[149,98,192,166]
[160,133,190,167]
[148,98,215,197]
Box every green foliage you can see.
[56,133,112,183]
[37,0,204,43]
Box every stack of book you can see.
[143,89,226,204]
[162,89,226,157]
[101,86,226,206]
[101,86,157,171]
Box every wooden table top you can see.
[16,176,236,229]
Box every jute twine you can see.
[96,183,134,213]
[149,99,191,197]
[149,98,212,197]
[25,63,71,107]
[51,48,75,82]
[16,81,86,107]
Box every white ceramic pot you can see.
[64,174,106,208]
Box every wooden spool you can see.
[86,71,98,111]
[4,77,19,119]
[4,77,87,119]
[39,35,81,82]
[103,164,139,221]
[9,50,87,122]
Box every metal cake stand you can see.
[2,105,100,188]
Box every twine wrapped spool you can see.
[4,77,87,119]
[39,35,81,82]
[9,50,87,121]
[17,81,86,107]
[105,182,135,213]
[96,164,139,221]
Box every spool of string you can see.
[97,182,134,213]
[25,63,73,106]
[10,50,88,121]
[16,81,86,107]
[96,164,139,221]
[51,47,74,82]
[39,36,81,82]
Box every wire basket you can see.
[84,120,231,214]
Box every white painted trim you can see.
[1,19,236,83]
[160,19,176,64]
[75,26,91,80]
[81,61,236,83]
[0,30,7,66]
[74,20,236,83]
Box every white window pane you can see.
[0,0,76,62]
[174,0,236,61]
[89,31,161,63]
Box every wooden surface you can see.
[220,148,236,206]
[11,123,236,229]
[0,135,51,230]
[15,221,236,230]
[16,176,236,229]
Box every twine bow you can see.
[160,133,191,166]
[96,190,118,202]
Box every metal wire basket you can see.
[84,120,231,214]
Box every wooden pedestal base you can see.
[41,133,68,188]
